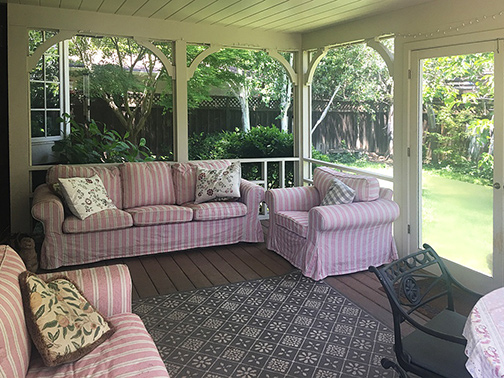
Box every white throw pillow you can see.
[194,162,241,204]
[58,175,117,220]
[321,178,356,206]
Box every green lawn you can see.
[422,172,493,276]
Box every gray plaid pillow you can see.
[321,178,356,206]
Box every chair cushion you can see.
[127,205,193,226]
[46,165,123,209]
[120,162,176,209]
[402,309,471,378]
[0,245,31,378]
[314,166,380,202]
[26,313,169,377]
[275,211,309,238]
[63,209,133,234]
[186,201,247,221]
[19,272,115,367]
[172,160,232,205]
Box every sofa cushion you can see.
[46,165,123,209]
[120,162,176,209]
[58,175,117,220]
[186,201,247,221]
[313,166,380,202]
[195,162,241,204]
[26,313,169,377]
[127,205,193,226]
[172,160,232,205]
[19,272,115,367]
[275,211,309,238]
[63,209,133,234]
[0,245,31,378]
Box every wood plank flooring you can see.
[44,221,477,333]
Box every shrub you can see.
[52,116,154,164]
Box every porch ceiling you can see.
[2,0,434,33]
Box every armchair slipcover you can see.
[265,167,400,280]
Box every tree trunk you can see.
[279,55,293,132]
[312,85,341,134]
[238,93,250,132]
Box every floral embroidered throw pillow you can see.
[58,175,116,220]
[19,271,115,367]
[195,162,241,204]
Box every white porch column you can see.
[8,24,30,233]
[294,50,312,186]
[173,39,188,162]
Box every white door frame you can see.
[400,34,504,294]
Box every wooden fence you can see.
[72,95,392,157]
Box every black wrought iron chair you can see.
[369,244,481,378]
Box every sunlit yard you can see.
[422,172,493,276]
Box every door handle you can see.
[494,182,501,189]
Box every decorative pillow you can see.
[58,175,116,220]
[19,271,115,367]
[321,178,356,206]
[195,162,241,204]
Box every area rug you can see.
[132,271,398,378]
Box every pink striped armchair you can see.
[265,167,400,280]
[0,245,169,377]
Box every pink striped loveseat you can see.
[265,167,400,280]
[0,244,169,377]
[32,160,265,269]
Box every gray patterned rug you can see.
[132,271,398,377]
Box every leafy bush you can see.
[189,126,294,188]
[52,116,154,164]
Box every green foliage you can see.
[188,126,294,188]
[422,52,494,186]
[312,41,393,109]
[52,116,154,164]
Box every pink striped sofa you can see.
[265,167,400,280]
[32,160,265,269]
[0,244,169,377]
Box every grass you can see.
[422,172,493,276]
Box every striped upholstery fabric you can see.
[0,245,31,378]
[46,165,123,209]
[26,313,168,377]
[266,181,400,280]
[38,264,132,317]
[172,160,232,205]
[186,201,247,221]
[120,162,176,209]
[127,205,193,226]
[313,166,380,202]
[275,211,309,238]
[33,162,265,269]
[63,209,133,234]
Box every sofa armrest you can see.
[240,179,265,213]
[38,264,132,317]
[309,199,400,231]
[265,186,320,213]
[31,184,64,234]
[379,187,394,200]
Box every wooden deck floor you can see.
[50,221,477,331]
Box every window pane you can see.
[30,60,43,81]
[46,111,61,136]
[45,54,60,82]
[46,83,60,108]
[30,82,45,108]
[31,111,45,137]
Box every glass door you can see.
[411,41,504,294]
